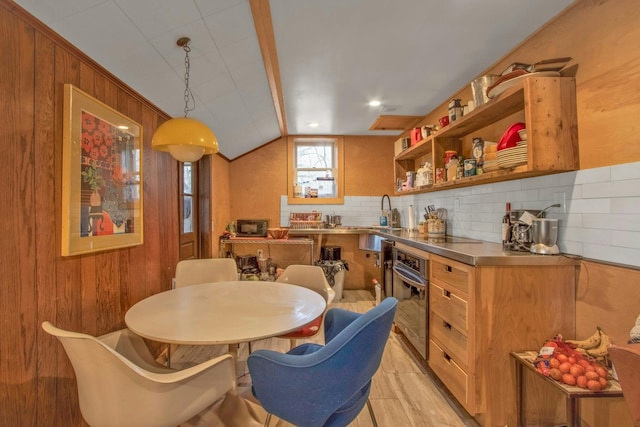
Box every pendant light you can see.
[152,37,219,162]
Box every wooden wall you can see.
[419,0,640,170]
[2,0,639,425]
[229,135,396,225]
[228,135,395,288]
[0,3,231,425]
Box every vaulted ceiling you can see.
[14,0,574,159]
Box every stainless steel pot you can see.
[530,218,559,255]
[325,214,342,228]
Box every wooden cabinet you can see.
[428,254,577,427]
[429,256,476,414]
[395,76,578,194]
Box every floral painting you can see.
[62,84,143,256]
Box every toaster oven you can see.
[236,219,268,237]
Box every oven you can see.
[392,242,428,359]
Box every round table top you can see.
[125,281,327,345]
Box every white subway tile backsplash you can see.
[571,198,612,214]
[583,180,640,198]
[584,213,640,231]
[280,162,640,268]
[582,243,640,267]
[611,162,640,181]
[612,230,640,249]
[574,166,611,184]
[612,197,640,213]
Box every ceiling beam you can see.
[250,0,287,136]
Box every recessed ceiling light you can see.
[308,122,320,128]
[368,100,381,107]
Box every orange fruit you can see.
[559,362,572,374]
[562,374,577,385]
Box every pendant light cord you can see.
[180,38,195,118]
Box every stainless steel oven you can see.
[392,242,428,359]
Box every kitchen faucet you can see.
[380,194,400,228]
[381,194,391,212]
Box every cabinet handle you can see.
[443,289,451,298]
[443,321,452,330]
[445,265,452,272]
[443,352,451,362]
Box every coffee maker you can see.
[505,209,541,252]
[506,204,561,253]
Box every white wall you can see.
[281,162,640,269]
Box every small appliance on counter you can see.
[530,218,560,255]
[236,219,268,237]
[236,254,259,273]
[505,203,561,253]
[325,213,342,228]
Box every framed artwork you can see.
[61,84,143,256]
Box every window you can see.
[288,137,344,204]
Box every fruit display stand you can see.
[511,351,622,427]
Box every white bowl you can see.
[518,128,527,141]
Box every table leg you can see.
[566,396,579,427]
[516,360,525,427]
[228,343,238,359]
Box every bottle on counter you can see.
[502,202,511,249]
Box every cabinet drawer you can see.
[429,339,472,413]
[430,283,468,333]
[431,256,471,294]
[430,311,468,369]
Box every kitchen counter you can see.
[289,227,582,266]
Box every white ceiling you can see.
[14,0,573,159]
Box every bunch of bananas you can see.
[566,327,612,360]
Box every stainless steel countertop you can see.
[289,227,582,266]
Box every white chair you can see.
[275,265,336,349]
[173,257,240,361]
[42,321,236,427]
[174,257,238,288]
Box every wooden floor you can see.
[175,290,479,427]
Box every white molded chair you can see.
[42,321,236,427]
[276,265,336,349]
[174,257,238,288]
[173,257,241,361]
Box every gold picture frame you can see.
[61,84,143,256]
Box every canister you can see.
[464,159,477,177]
[448,98,463,122]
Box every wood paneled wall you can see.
[0,3,228,425]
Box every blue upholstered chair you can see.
[247,297,398,427]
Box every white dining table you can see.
[125,281,326,355]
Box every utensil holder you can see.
[427,219,446,235]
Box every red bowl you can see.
[498,122,526,150]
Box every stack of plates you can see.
[497,144,528,168]
[483,160,499,172]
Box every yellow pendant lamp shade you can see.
[151,117,219,162]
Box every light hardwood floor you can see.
[175,290,479,427]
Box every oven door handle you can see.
[393,264,427,289]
